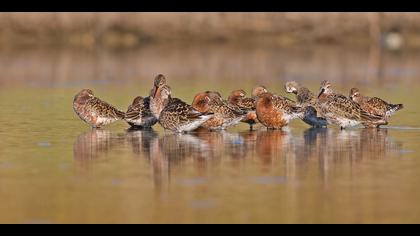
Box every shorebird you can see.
[227,89,259,130]
[192,91,246,130]
[73,89,125,128]
[349,88,404,121]
[124,74,166,129]
[124,96,158,129]
[285,81,318,107]
[255,91,304,130]
[252,86,269,98]
[150,74,168,119]
[285,81,328,128]
[317,80,386,129]
[150,84,213,133]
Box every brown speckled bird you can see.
[285,81,317,107]
[227,89,259,130]
[317,81,386,129]
[349,88,404,121]
[192,91,246,130]
[150,74,168,118]
[252,86,269,98]
[73,89,125,128]
[285,81,328,128]
[256,91,304,130]
[151,85,213,133]
[124,96,158,129]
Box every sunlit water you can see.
[1,44,420,223]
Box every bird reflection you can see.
[302,128,402,162]
[73,129,125,169]
[192,131,254,160]
[73,125,404,189]
[300,128,403,183]
[146,130,259,191]
[126,128,158,158]
[148,133,208,192]
[255,130,293,166]
[358,128,402,159]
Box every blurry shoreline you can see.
[1,13,420,49]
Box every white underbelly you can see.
[177,115,213,132]
[336,118,361,128]
[97,117,117,126]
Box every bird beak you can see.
[318,88,325,98]
[152,86,159,98]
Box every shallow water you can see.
[1,44,420,223]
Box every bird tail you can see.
[387,104,404,116]
[115,109,126,120]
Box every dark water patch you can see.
[37,141,52,147]
[0,161,13,169]
[251,176,287,185]
[190,200,217,209]
[177,178,208,186]
[111,179,124,186]
[399,150,415,155]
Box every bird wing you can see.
[366,97,388,117]
[323,94,363,120]
[297,87,316,105]
[89,97,125,119]
[238,97,256,110]
[272,96,303,114]
[168,98,211,121]
[125,96,154,121]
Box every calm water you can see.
[1,44,420,223]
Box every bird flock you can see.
[73,74,404,132]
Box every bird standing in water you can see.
[317,81,386,129]
[151,84,213,133]
[149,74,168,119]
[123,74,165,129]
[192,91,246,130]
[349,88,404,122]
[73,89,125,128]
[285,81,327,128]
[228,89,257,130]
[255,90,305,130]
[124,96,158,129]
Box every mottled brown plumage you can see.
[150,74,168,118]
[349,88,404,120]
[228,89,258,130]
[252,86,269,98]
[152,85,213,133]
[73,89,125,128]
[228,90,256,110]
[317,81,386,129]
[285,81,317,107]
[256,92,304,129]
[125,96,158,129]
[285,81,328,128]
[192,91,246,130]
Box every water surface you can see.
[0,44,419,223]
